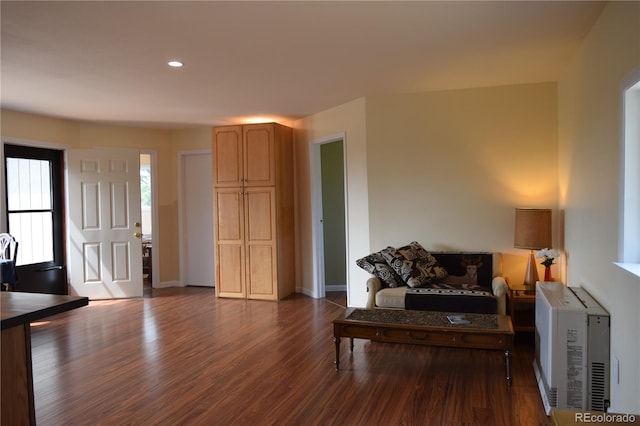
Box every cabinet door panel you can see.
[214,188,245,298]
[245,187,277,300]
[215,190,243,241]
[245,189,274,241]
[213,126,243,187]
[244,124,275,186]
[217,245,245,298]
[246,245,275,299]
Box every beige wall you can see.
[558,2,640,412]
[295,83,559,307]
[0,108,211,285]
[293,97,370,306]
[365,83,559,285]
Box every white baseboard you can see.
[295,286,346,297]
[152,281,183,289]
[299,287,315,298]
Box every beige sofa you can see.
[361,249,508,315]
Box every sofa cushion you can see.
[375,286,407,309]
[381,241,447,288]
[356,251,403,288]
[405,287,497,314]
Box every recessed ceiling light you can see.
[167,60,183,68]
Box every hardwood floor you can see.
[30,287,549,425]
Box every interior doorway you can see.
[311,135,348,298]
[178,151,214,287]
[140,153,154,289]
[320,141,347,291]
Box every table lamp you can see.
[514,208,552,289]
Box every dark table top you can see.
[334,307,513,333]
[1,292,89,330]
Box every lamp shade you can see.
[514,208,552,250]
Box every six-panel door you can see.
[66,148,143,299]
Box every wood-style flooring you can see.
[30,287,549,425]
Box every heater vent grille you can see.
[548,387,558,407]
[589,362,607,412]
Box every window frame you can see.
[3,143,65,268]
[616,67,640,277]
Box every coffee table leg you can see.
[350,338,354,352]
[334,337,341,370]
[504,350,512,385]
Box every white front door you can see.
[66,148,143,299]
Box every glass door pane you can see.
[5,157,55,266]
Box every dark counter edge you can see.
[1,294,89,330]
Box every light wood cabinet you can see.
[213,124,276,187]
[213,123,294,300]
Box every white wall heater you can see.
[533,281,610,416]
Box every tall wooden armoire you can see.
[212,123,294,300]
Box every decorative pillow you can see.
[381,241,447,288]
[356,251,403,288]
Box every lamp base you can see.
[523,250,539,291]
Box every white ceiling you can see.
[1,1,605,129]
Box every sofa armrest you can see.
[492,276,508,316]
[491,276,508,297]
[366,276,382,309]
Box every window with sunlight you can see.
[618,72,640,275]
[140,154,152,236]
[6,157,54,265]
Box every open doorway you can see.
[311,135,348,299]
[140,152,156,291]
[320,141,347,291]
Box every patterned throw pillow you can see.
[381,241,448,288]
[356,251,403,288]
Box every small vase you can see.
[544,265,552,282]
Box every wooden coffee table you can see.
[333,308,514,384]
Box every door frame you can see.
[2,141,67,294]
[310,133,348,299]
[141,149,159,288]
[177,149,214,288]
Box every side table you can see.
[507,283,536,332]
